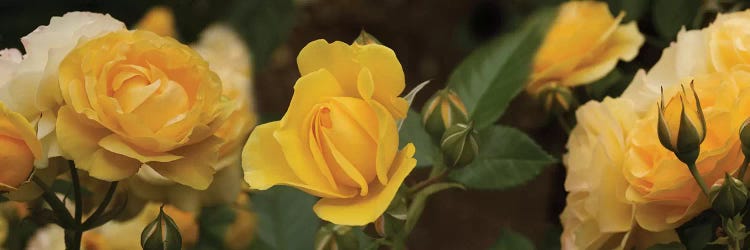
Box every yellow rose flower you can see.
[709,10,750,72]
[0,102,43,191]
[56,30,230,189]
[624,70,750,231]
[561,98,678,249]
[242,39,417,225]
[135,6,176,37]
[527,1,644,94]
[0,12,125,160]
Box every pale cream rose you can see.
[623,69,750,231]
[0,12,125,160]
[708,10,750,72]
[561,97,677,250]
[527,1,644,94]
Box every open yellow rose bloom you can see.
[242,39,417,226]
[0,102,43,191]
[56,30,230,190]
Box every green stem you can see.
[67,162,83,250]
[555,112,571,135]
[82,181,118,229]
[407,170,447,195]
[688,162,710,198]
[738,157,750,181]
[31,176,76,227]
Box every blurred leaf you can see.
[448,7,556,129]
[540,226,562,250]
[226,0,295,71]
[607,0,649,22]
[449,126,556,190]
[652,0,701,39]
[399,109,439,167]
[647,242,686,250]
[251,186,319,250]
[488,229,535,250]
[193,205,236,250]
[676,210,721,250]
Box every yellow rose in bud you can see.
[193,24,257,170]
[656,82,706,160]
[0,102,43,191]
[135,6,176,37]
[709,10,750,72]
[56,30,230,189]
[561,98,678,250]
[624,69,750,231]
[242,39,417,226]
[527,1,644,94]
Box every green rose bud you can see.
[536,83,576,113]
[315,224,359,250]
[422,89,469,143]
[656,81,706,164]
[141,205,182,250]
[709,173,749,218]
[440,122,479,168]
[353,30,381,45]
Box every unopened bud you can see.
[141,205,182,250]
[353,30,381,45]
[422,89,469,143]
[315,224,359,250]
[440,122,479,168]
[657,81,706,164]
[537,84,576,112]
[709,173,749,218]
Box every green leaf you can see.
[676,210,721,250]
[646,242,686,250]
[399,109,440,167]
[488,229,535,250]
[448,8,556,129]
[194,205,236,250]
[449,126,556,190]
[607,0,649,22]
[251,186,320,250]
[652,0,701,39]
[226,0,295,71]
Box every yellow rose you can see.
[527,1,644,94]
[0,12,125,160]
[242,39,417,225]
[624,70,750,231]
[135,6,176,37]
[0,102,43,191]
[561,98,677,249]
[56,30,229,189]
[709,10,750,72]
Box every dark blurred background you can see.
[0,0,600,249]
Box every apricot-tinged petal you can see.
[148,136,222,190]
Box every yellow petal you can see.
[319,130,369,196]
[0,102,42,161]
[148,136,222,190]
[354,44,406,113]
[357,68,375,100]
[87,149,142,181]
[276,69,346,192]
[564,22,645,86]
[98,134,183,163]
[56,105,112,172]
[313,143,416,226]
[243,122,356,198]
[368,100,398,185]
[297,40,359,95]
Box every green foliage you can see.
[250,186,320,250]
[448,7,557,129]
[586,68,625,101]
[676,210,722,250]
[449,125,556,190]
[193,205,236,250]
[606,0,649,22]
[488,229,535,250]
[226,0,296,72]
[652,0,702,39]
[399,109,439,167]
